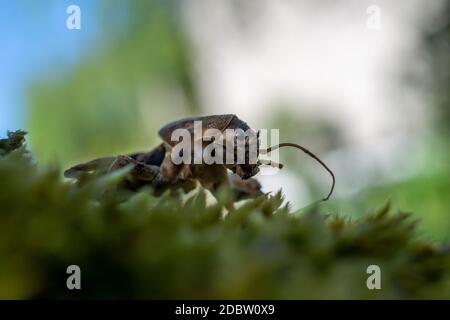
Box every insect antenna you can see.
[260,143,335,201]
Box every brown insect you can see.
[64,114,335,203]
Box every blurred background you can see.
[1,0,448,240]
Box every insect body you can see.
[64,114,335,203]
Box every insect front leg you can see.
[228,173,263,200]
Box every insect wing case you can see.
[158,114,252,148]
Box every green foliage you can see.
[0,132,449,299]
[0,130,27,156]
[319,134,450,242]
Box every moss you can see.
[0,131,449,299]
[0,130,27,156]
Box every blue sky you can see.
[0,0,98,133]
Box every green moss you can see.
[0,132,449,299]
[0,130,27,156]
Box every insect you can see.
[64,114,335,203]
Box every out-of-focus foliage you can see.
[421,0,450,135]
[265,109,450,241]
[0,132,449,299]
[0,130,27,156]
[326,172,450,242]
[27,0,197,167]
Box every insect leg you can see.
[64,157,116,179]
[228,173,263,200]
[109,155,164,184]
